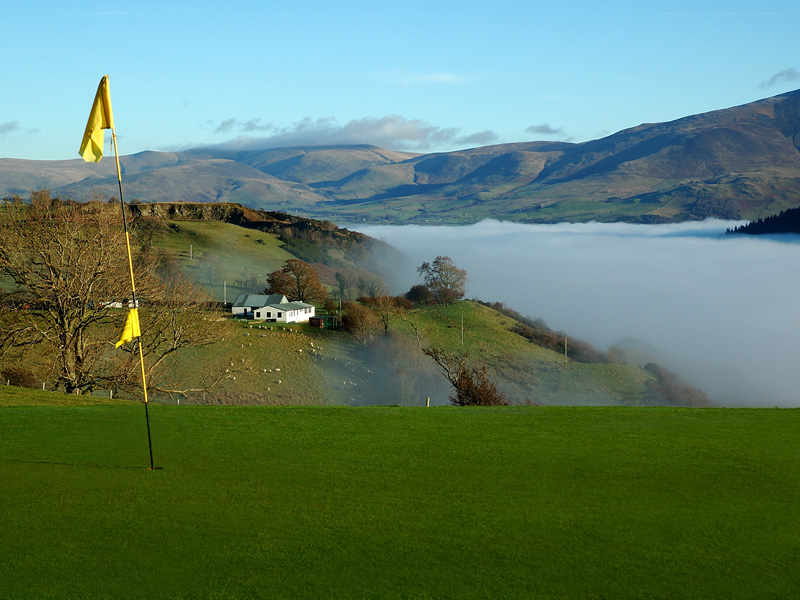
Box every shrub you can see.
[405,284,433,305]
[1,365,38,389]
[451,365,510,407]
[423,347,509,407]
[341,301,382,345]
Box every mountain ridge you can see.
[3,89,800,224]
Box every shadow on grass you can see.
[2,457,155,470]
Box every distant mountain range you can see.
[3,89,800,224]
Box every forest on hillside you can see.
[727,204,800,235]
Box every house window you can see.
[267,312,271,318]
[278,312,283,318]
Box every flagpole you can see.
[112,132,155,471]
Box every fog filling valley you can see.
[354,220,800,408]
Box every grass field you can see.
[2,389,798,599]
[154,219,296,302]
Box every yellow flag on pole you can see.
[79,75,114,162]
[116,308,141,348]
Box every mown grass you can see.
[1,389,798,599]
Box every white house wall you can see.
[253,305,315,323]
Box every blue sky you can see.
[2,0,799,160]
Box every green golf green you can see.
[1,394,798,599]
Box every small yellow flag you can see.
[116,308,141,348]
[79,75,115,162]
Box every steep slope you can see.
[129,201,404,281]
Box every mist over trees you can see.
[334,270,386,302]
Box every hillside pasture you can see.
[161,301,663,407]
[152,219,295,301]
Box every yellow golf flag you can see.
[79,75,114,162]
[116,308,141,348]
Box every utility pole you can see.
[564,334,568,358]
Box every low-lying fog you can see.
[354,219,800,408]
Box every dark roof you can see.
[259,301,313,311]
[232,294,287,308]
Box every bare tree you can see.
[265,259,327,303]
[357,272,386,298]
[417,256,467,305]
[0,194,241,397]
[361,295,412,334]
[423,346,509,406]
[399,313,430,351]
[0,195,145,392]
[131,215,167,250]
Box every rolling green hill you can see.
[103,298,691,408]
[0,205,702,407]
[3,90,800,223]
[129,201,404,300]
[89,207,682,407]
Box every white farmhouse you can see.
[253,301,315,324]
[232,293,316,324]
[231,294,287,317]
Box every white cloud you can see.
[207,115,498,151]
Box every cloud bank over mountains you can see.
[525,123,568,139]
[355,220,800,408]
[206,115,499,151]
